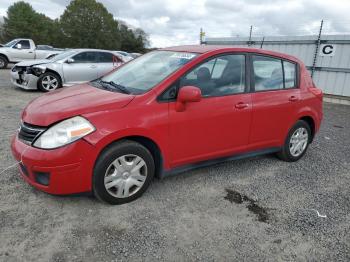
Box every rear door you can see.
[249,55,300,149]
[62,51,99,84]
[168,53,252,167]
[96,52,122,77]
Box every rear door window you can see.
[97,52,123,63]
[252,55,283,91]
[97,52,113,63]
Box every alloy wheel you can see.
[41,75,59,91]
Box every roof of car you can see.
[72,48,117,53]
[69,49,126,58]
[161,45,300,63]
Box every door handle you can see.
[28,51,33,53]
[235,102,249,109]
[289,96,298,102]
[90,65,97,68]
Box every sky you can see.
[1,0,350,47]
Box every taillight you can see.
[309,87,323,101]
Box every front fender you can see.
[82,102,170,169]
[84,127,170,169]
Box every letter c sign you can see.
[319,44,336,56]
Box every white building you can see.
[205,35,350,104]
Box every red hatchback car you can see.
[11,45,323,204]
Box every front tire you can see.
[0,56,8,69]
[277,120,311,162]
[93,140,155,205]
[37,72,62,92]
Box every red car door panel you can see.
[169,93,252,167]
[249,89,300,149]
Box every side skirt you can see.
[161,147,281,178]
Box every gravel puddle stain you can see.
[225,189,269,223]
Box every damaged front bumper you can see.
[11,66,39,90]
[11,133,96,195]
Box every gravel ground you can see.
[0,68,349,261]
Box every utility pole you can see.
[200,28,205,45]
[260,36,265,49]
[311,20,323,78]
[248,25,253,46]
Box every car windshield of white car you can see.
[99,51,198,94]
[4,39,19,47]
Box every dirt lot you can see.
[0,68,350,261]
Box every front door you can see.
[11,40,35,61]
[168,54,252,167]
[62,51,99,84]
[96,52,122,78]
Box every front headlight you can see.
[31,65,47,76]
[33,116,95,149]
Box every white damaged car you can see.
[11,49,126,92]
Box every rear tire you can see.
[0,56,8,69]
[37,72,62,92]
[277,120,311,162]
[93,140,155,205]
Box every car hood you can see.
[15,59,51,67]
[22,83,135,126]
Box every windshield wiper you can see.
[99,80,130,94]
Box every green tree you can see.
[1,0,148,51]
[134,28,150,49]
[59,0,121,50]
[0,17,4,43]
[119,24,148,52]
[2,1,56,44]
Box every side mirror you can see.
[15,43,22,49]
[66,58,75,63]
[175,86,201,112]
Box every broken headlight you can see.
[31,65,47,76]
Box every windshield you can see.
[50,50,77,61]
[4,39,18,47]
[100,51,198,94]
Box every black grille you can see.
[18,122,46,144]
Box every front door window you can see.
[180,54,246,97]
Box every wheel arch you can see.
[0,53,9,68]
[94,135,164,179]
[0,53,9,62]
[299,115,315,142]
[37,68,63,88]
[44,69,63,84]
